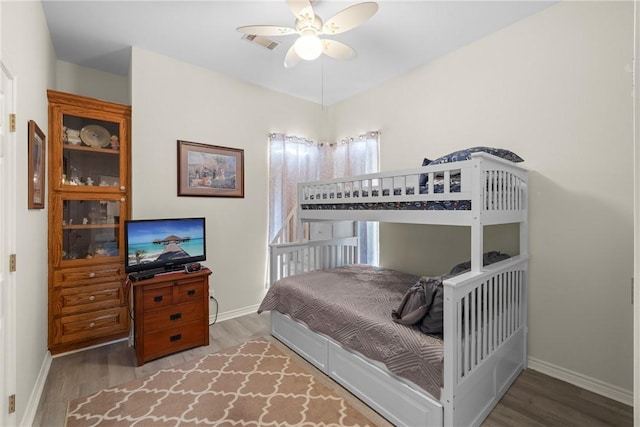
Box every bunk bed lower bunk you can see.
[262,150,528,427]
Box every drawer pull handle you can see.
[187,289,196,296]
[89,322,96,328]
[170,333,182,342]
[169,313,182,321]
[89,272,96,278]
[154,295,163,302]
[89,296,96,301]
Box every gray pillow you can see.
[449,251,510,275]
[418,276,444,335]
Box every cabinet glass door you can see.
[61,198,122,261]
[60,114,122,189]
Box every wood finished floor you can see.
[34,312,633,427]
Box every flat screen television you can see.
[124,217,206,274]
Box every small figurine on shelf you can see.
[66,128,82,145]
[82,217,89,225]
[86,177,94,186]
[110,135,120,150]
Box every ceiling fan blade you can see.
[322,2,378,35]
[284,45,302,69]
[286,0,314,20]
[322,39,357,60]
[236,25,296,36]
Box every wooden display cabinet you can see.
[131,269,211,366]
[47,90,131,354]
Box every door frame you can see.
[0,58,18,426]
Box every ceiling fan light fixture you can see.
[293,33,323,60]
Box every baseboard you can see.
[20,351,52,427]
[212,304,260,324]
[528,356,633,406]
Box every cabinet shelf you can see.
[63,144,120,155]
[63,224,118,230]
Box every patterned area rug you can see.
[65,338,374,426]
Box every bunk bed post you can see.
[471,157,484,272]
[520,176,529,369]
[442,285,456,427]
[297,182,304,242]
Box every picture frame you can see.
[177,140,244,198]
[28,120,46,209]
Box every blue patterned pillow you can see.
[429,147,524,165]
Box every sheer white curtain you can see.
[269,131,380,264]
[321,132,380,265]
[268,134,318,243]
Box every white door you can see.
[0,60,17,426]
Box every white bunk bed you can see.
[264,152,528,427]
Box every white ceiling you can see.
[42,0,555,106]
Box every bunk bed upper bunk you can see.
[298,150,527,226]
[296,149,528,271]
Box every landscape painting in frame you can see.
[28,120,46,209]
[177,140,244,197]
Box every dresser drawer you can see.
[52,306,128,345]
[177,280,205,303]
[52,281,125,316]
[142,285,174,310]
[53,264,125,286]
[142,321,206,361]
[143,301,204,333]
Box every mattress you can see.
[258,264,445,399]
[300,177,470,211]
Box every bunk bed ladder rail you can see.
[269,236,360,285]
[442,257,528,427]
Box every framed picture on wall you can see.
[28,120,46,209]
[177,140,244,198]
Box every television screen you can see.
[124,217,206,274]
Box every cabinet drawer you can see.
[142,285,174,309]
[177,281,205,303]
[52,282,125,316]
[54,264,124,286]
[143,321,206,360]
[143,301,203,333]
[52,306,128,345]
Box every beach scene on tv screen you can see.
[127,219,204,267]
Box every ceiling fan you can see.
[236,0,378,69]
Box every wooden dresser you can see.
[131,268,211,366]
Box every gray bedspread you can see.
[258,264,445,399]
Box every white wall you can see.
[130,48,324,315]
[1,1,56,423]
[634,1,639,422]
[56,60,129,105]
[331,1,634,398]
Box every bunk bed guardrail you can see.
[269,236,359,285]
[442,254,529,426]
[297,152,527,226]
